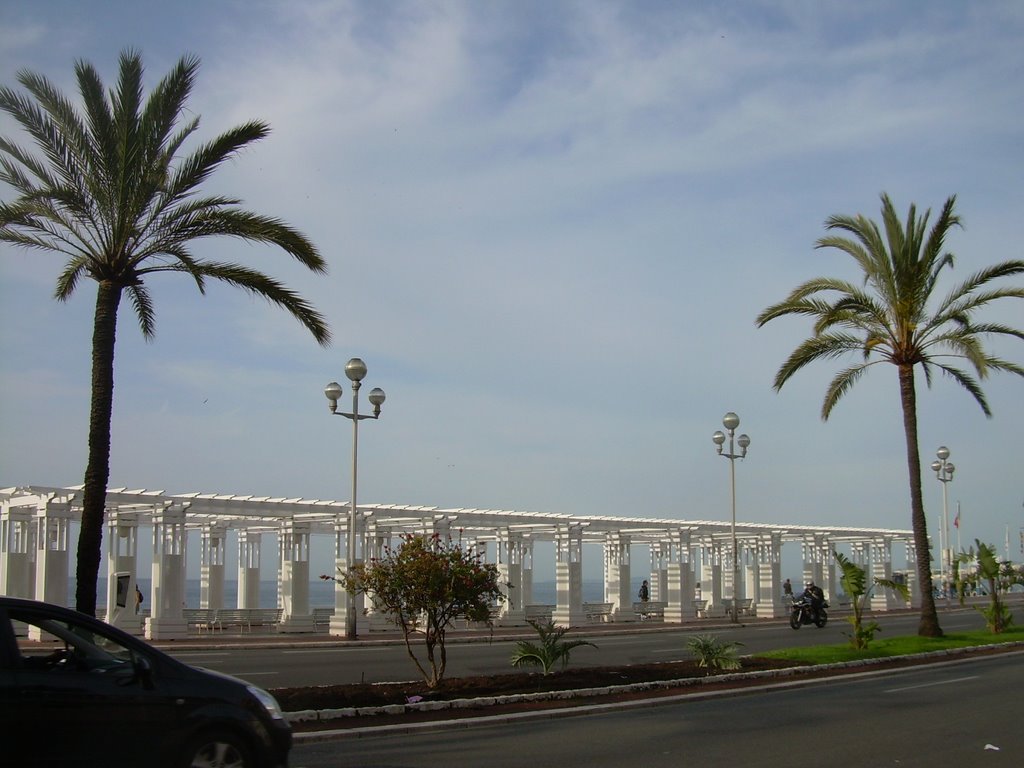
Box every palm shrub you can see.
[510,620,597,675]
[686,634,743,674]
[834,550,910,650]
[974,540,1013,633]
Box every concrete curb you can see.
[288,640,1024,737]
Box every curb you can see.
[289,641,1024,739]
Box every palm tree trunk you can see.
[898,363,943,637]
[75,281,121,615]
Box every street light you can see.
[930,446,955,592]
[712,412,750,624]
[325,357,386,640]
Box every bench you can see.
[525,604,555,624]
[210,608,282,633]
[693,599,708,618]
[212,609,252,633]
[583,602,614,623]
[184,608,217,633]
[633,601,666,621]
[250,608,283,629]
[313,607,334,632]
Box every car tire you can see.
[180,730,253,768]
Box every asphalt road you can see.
[164,604,1015,689]
[291,650,1024,767]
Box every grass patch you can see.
[761,626,1024,665]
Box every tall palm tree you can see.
[755,193,1024,637]
[0,50,331,615]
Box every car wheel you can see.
[181,730,253,768]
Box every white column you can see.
[905,539,921,608]
[1,501,36,599]
[706,540,724,613]
[870,537,901,610]
[146,503,188,640]
[553,524,585,627]
[279,521,314,633]
[34,497,72,607]
[496,528,525,625]
[329,511,371,636]
[364,520,394,631]
[200,523,227,611]
[105,511,142,634]
[802,535,828,594]
[237,530,262,608]
[756,533,785,618]
[650,542,668,604]
[664,529,696,623]
[520,537,535,608]
[605,533,632,622]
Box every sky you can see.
[2,0,1023,573]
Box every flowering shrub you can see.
[324,533,505,688]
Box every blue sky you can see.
[2,1,1023,566]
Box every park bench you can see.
[632,601,666,621]
[312,607,334,632]
[693,599,708,618]
[524,604,555,624]
[250,608,283,629]
[212,608,252,633]
[210,607,282,633]
[183,608,217,633]
[583,602,614,623]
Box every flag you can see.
[953,511,959,529]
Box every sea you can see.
[70,578,609,609]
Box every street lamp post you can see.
[712,412,750,625]
[930,446,955,592]
[325,358,386,640]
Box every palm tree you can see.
[0,50,330,615]
[756,193,1024,638]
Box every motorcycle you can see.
[789,596,828,629]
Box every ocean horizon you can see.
[68,577,612,609]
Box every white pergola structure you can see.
[1,485,919,639]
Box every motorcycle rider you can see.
[803,581,825,621]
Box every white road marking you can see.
[885,675,977,693]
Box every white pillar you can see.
[802,535,828,595]
[664,529,696,623]
[706,540,724,612]
[1,501,36,599]
[756,533,785,618]
[650,542,668,604]
[279,521,313,633]
[329,511,369,636]
[605,533,632,622]
[34,497,72,607]
[237,530,262,609]
[200,523,227,610]
[105,511,142,634]
[905,539,921,608]
[146,503,189,640]
[520,537,535,608]
[364,520,394,631]
[497,529,525,625]
[553,524,586,627]
[870,537,901,611]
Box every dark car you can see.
[0,596,290,767]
